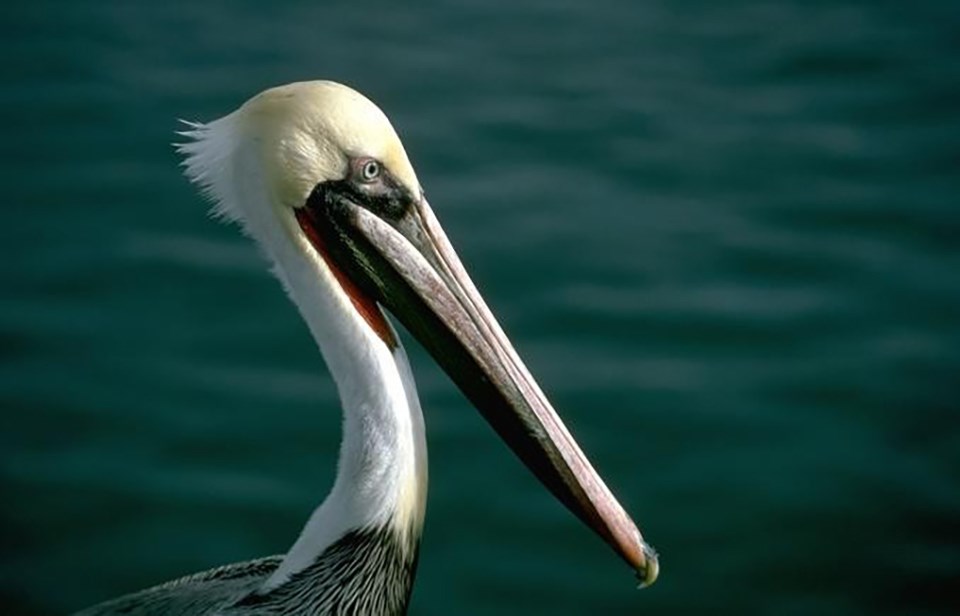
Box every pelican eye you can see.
[360,159,381,182]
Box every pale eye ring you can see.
[360,159,381,182]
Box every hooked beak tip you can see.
[635,542,660,589]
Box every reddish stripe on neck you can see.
[295,208,398,349]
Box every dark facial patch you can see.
[320,157,417,222]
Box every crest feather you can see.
[175,115,245,223]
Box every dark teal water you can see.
[2,2,958,614]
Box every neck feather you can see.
[179,118,428,589]
[265,221,428,588]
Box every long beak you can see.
[298,191,658,587]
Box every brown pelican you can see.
[76,81,658,615]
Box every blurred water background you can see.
[2,1,958,614]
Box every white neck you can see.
[265,246,429,589]
[267,223,429,589]
[178,114,428,590]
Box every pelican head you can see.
[178,81,658,590]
